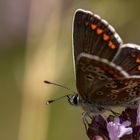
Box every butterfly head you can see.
[67,94,80,106]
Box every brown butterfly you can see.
[46,9,140,115]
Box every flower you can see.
[119,108,140,139]
[107,117,132,140]
[87,115,109,140]
[87,107,140,140]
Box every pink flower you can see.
[87,108,140,140]
[107,117,132,140]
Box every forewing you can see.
[73,9,122,66]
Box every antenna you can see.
[44,80,75,105]
[46,94,71,105]
[44,80,75,93]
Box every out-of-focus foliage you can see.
[1,0,140,140]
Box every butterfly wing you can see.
[76,53,140,106]
[73,9,140,111]
[113,43,140,75]
[73,9,122,66]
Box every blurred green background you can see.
[1,0,140,140]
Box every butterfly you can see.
[46,9,140,115]
[66,9,140,114]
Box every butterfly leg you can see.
[110,109,120,116]
[82,112,93,131]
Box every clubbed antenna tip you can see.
[44,80,51,84]
[46,100,54,105]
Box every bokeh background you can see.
[1,0,140,140]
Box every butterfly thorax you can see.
[68,93,109,113]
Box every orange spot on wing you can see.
[131,53,136,58]
[97,28,103,34]
[91,24,97,30]
[108,41,116,49]
[108,41,113,46]
[103,34,110,41]
[138,65,140,70]
[111,44,116,49]
[102,66,119,78]
[136,58,140,63]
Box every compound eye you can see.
[68,94,80,106]
[73,95,79,105]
